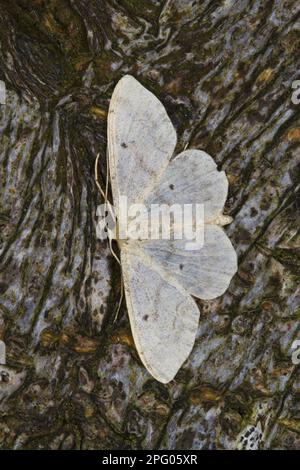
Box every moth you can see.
[96,75,237,383]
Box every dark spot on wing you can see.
[169,184,175,190]
[121,142,128,148]
[143,315,149,321]
[179,264,184,270]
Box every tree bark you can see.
[0,0,299,450]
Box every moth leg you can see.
[95,153,121,265]
[113,273,124,323]
[109,236,121,265]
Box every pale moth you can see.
[96,75,237,383]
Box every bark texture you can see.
[0,0,299,450]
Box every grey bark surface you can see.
[0,0,299,450]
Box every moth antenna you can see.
[95,153,117,224]
[95,153,107,201]
[105,148,109,203]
